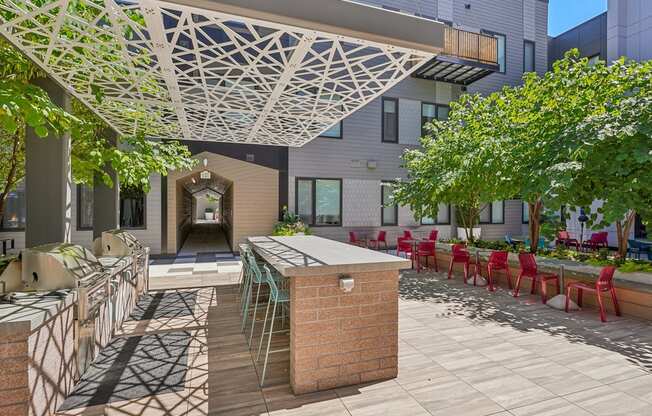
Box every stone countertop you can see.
[248,235,411,277]
[0,290,76,337]
[437,242,652,293]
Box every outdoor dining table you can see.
[248,235,410,395]
[402,235,434,271]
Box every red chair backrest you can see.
[397,237,412,252]
[518,253,538,274]
[403,230,413,239]
[558,230,570,240]
[588,233,600,242]
[488,251,509,266]
[349,231,358,243]
[597,265,616,287]
[377,230,387,242]
[428,229,439,241]
[598,232,609,244]
[417,240,435,252]
[452,244,469,260]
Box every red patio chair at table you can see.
[368,231,388,252]
[514,253,560,304]
[348,231,366,248]
[403,230,414,239]
[424,229,439,242]
[484,251,512,291]
[397,237,415,268]
[583,232,609,252]
[565,265,621,322]
[448,244,470,283]
[556,230,579,250]
[415,240,438,273]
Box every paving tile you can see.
[609,374,652,404]
[338,384,430,416]
[564,385,652,416]
[509,397,592,416]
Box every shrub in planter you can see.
[272,206,311,236]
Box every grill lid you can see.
[101,230,142,256]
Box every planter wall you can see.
[421,243,652,321]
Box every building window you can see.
[77,184,93,230]
[482,30,506,73]
[295,178,341,226]
[522,201,529,224]
[120,185,146,229]
[319,121,342,139]
[0,180,26,230]
[421,203,451,225]
[480,201,505,224]
[523,40,535,73]
[381,182,398,226]
[382,97,399,143]
[421,103,450,136]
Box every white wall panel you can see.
[523,0,536,41]
[343,179,381,227]
[398,98,421,146]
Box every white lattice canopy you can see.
[0,0,438,146]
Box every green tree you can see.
[393,93,513,242]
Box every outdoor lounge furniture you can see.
[348,231,366,247]
[556,231,579,250]
[484,251,512,292]
[565,265,621,322]
[415,240,438,273]
[504,234,517,248]
[513,253,560,304]
[448,244,470,283]
[583,232,609,251]
[627,239,651,260]
[368,230,388,251]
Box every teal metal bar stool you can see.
[242,253,284,344]
[256,265,290,387]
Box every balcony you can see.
[413,27,500,85]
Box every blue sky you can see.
[548,0,607,36]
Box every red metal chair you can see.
[368,231,388,251]
[484,251,512,291]
[397,237,414,268]
[583,232,609,252]
[349,231,366,247]
[415,240,438,273]
[565,265,621,322]
[424,229,439,241]
[514,253,560,304]
[448,244,470,283]
[556,230,579,250]
[403,230,413,239]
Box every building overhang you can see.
[0,0,497,146]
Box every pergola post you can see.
[25,78,72,247]
[93,129,120,239]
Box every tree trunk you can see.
[528,198,543,254]
[615,210,636,258]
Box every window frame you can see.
[380,182,398,226]
[479,201,505,225]
[318,120,343,139]
[481,29,507,74]
[420,204,451,225]
[120,187,148,230]
[76,184,94,231]
[381,97,399,143]
[421,103,451,136]
[523,40,535,73]
[295,177,343,227]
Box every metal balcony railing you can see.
[443,26,498,65]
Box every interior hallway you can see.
[179,223,231,256]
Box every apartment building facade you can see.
[0,0,549,255]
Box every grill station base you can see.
[0,230,150,416]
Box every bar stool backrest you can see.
[451,244,469,260]
[263,265,279,300]
[428,229,439,241]
[488,251,508,266]
[518,253,538,275]
[597,265,616,288]
[247,253,263,283]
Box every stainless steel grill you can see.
[101,229,143,257]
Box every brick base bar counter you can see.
[248,236,410,394]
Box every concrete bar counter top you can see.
[248,235,410,394]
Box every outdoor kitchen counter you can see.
[248,236,410,395]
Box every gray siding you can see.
[607,0,652,62]
[548,13,607,68]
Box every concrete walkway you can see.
[57,264,652,416]
[179,223,231,256]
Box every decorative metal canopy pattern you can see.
[0,0,434,146]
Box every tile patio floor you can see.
[57,259,652,416]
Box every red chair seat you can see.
[514,253,560,304]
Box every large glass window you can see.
[480,201,504,224]
[421,103,450,136]
[319,121,342,139]
[421,203,450,225]
[381,182,397,226]
[0,180,26,230]
[382,97,398,143]
[120,186,146,229]
[78,185,93,230]
[296,178,341,226]
[524,40,535,73]
[483,30,506,73]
